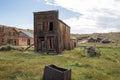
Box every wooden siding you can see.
[0,26,19,46]
[34,10,75,53]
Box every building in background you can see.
[0,25,34,46]
[70,37,78,49]
[18,31,34,46]
[34,10,75,54]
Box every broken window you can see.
[38,37,45,51]
[27,39,30,45]
[2,39,4,43]
[39,37,44,41]
[14,39,17,45]
[49,22,53,31]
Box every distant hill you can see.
[92,32,120,40]
[76,32,120,41]
[71,32,120,47]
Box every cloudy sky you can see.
[0,0,120,34]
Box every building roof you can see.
[59,19,70,29]
[21,31,34,38]
[34,10,58,14]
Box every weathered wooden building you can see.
[70,37,78,49]
[0,25,34,46]
[34,10,73,53]
[0,26,19,46]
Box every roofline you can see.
[33,10,70,29]
[33,10,59,14]
[13,28,19,35]
[0,25,19,34]
[59,19,70,29]
[19,31,34,38]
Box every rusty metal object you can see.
[85,46,101,57]
[43,64,71,80]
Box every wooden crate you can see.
[43,64,71,80]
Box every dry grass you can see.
[0,47,120,80]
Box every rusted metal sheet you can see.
[85,46,101,57]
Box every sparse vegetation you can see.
[0,46,120,80]
[0,46,24,51]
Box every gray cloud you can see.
[45,0,120,33]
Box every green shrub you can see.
[0,46,24,51]
[0,46,13,51]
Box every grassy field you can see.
[0,47,120,80]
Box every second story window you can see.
[49,22,53,31]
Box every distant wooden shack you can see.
[102,38,111,43]
[88,37,102,42]
[34,10,75,53]
[70,37,78,49]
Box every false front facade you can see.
[34,10,73,53]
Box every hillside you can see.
[75,32,120,41]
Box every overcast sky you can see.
[0,0,120,34]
